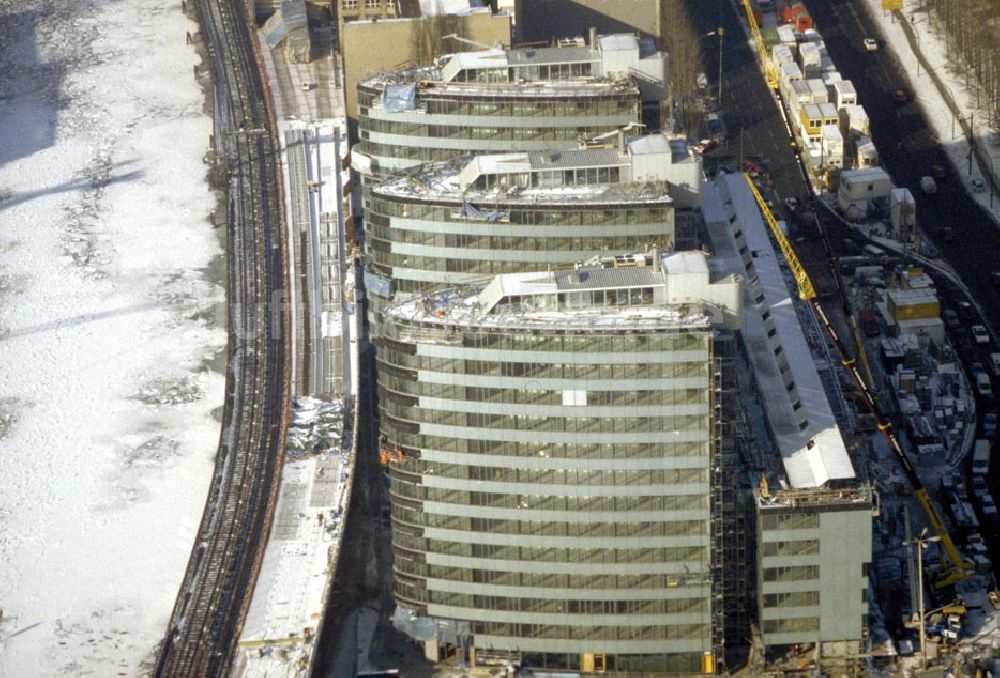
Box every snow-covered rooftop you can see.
[372,139,680,205]
[706,175,857,489]
[237,398,351,675]
[360,32,666,96]
[384,250,743,331]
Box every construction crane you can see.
[741,0,779,89]
[441,33,503,51]
[743,173,973,589]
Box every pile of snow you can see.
[0,1,223,674]
[286,396,345,454]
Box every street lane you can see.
[804,0,1000,330]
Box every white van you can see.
[977,373,993,398]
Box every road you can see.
[154,0,290,675]
[802,0,1000,331]
[690,0,1000,612]
[688,0,846,334]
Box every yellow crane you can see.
[744,173,972,589]
[742,0,779,89]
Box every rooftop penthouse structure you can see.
[352,32,668,178]
[377,250,742,673]
[364,133,701,321]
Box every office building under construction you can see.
[377,250,742,673]
[363,132,704,325]
[351,30,668,179]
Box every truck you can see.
[862,244,888,265]
[920,176,937,194]
[972,439,991,475]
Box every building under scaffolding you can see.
[377,250,743,674]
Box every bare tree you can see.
[927,0,999,135]
[659,0,704,134]
[411,13,470,65]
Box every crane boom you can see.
[742,173,971,587]
[741,0,779,89]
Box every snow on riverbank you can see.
[0,1,225,674]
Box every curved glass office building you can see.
[352,34,668,179]
[364,135,705,323]
[377,252,742,673]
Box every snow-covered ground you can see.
[860,0,1000,225]
[0,1,224,674]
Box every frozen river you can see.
[0,0,225,674]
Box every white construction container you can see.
[890,188,916,230]
[773,43,795,66]
[780,60,802,87]
[832,80,857,109]
[806,144,824,170]
[777,24,797,47]
[840,104,870,137]
[799,41,823,78]
[838,167,892,217]
[807,78,829,104]
[856,138,878,168]
[821,124,843,168]
[822,70,843,88]
[790,80,812,110]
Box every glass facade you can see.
[755,499,872,655]
[364,193,675,321]
[377,309,730,671]
[355,84,642,177]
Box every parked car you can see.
[784,196,800,212]
[973,325,991,345]
[971,177,986,192]
[959,301,975,319]
[943,310,960,329]
[976,373,993,398]
[864,38,878,51]
[893,88,908,103]
[992,271,1000,287]
[930,164,948,180]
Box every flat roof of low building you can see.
[704,174,857,489]
[841,166,890,182]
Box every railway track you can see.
[155,0,289,675]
